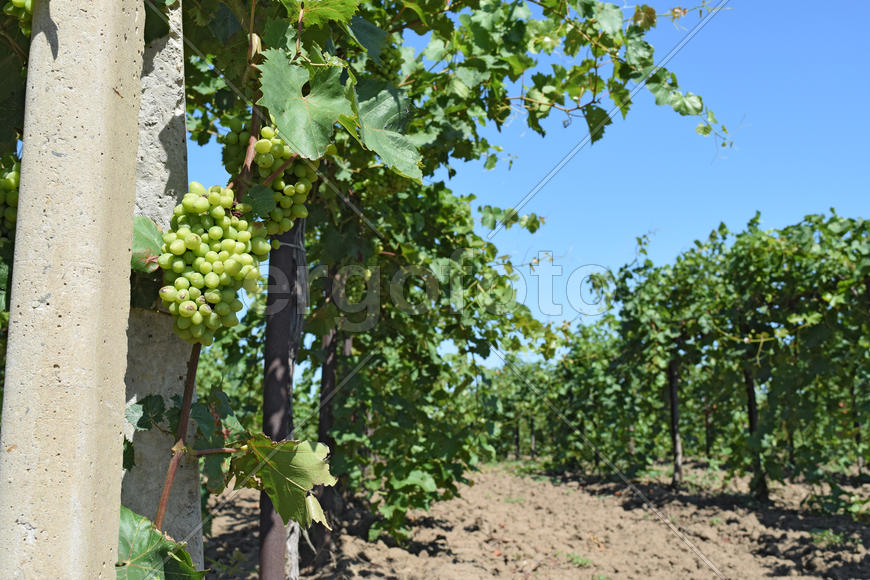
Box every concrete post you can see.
[121,1,205,567]
[0,1,143,578]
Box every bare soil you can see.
[204,463,869,579]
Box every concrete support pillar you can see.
[121,1,204,567]
[0,1,143,578]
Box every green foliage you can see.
[0,0,734,551]
[116,506,206,579]
[486,212,869,516]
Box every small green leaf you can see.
[390,469,436,492]
[241,185,278,219]
[126,394,166,431]
[116,506,206,579]
[228,434,337,527]
[696,122,712,136]
[583,105,612,143]
[131,216,163,274]
[123,440,136,471]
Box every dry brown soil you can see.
[203,463,869,579]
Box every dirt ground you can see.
[203,463,869,579]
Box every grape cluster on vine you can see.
[156,182,272,345]
[220,118,334,237]
[2,0,32,35]
[0,155,20,243]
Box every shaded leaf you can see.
[348,16,388,63]
[241,185,277,219]
[353,81,422,182]
[0,50,25,152]
[126,394,166,431]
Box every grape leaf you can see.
[350,81,422,182]
[131,216,163,274]
[347,16,388,63]
[280,0,359,28]
[593,2,624,35]
[126,394,166,431]
[228,434,337,527]
[263,19,298,55]
[583,104,612,143]
[241,185,278,219]
[116,506,206,579]
[123,439,136,470]
[390,469,436,492]
[258,50,353,159]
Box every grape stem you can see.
[153,342,202,531]
[192,447,238,457]
[234,107,263,203]
[263,156,297,187]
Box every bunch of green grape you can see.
[219,118,334,236]
[0,155,20,242]
[156,182,272,345]
[2,0,33,35]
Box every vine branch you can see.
[154,343,202,531]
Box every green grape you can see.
[260,126,276,139]
[189,181,207,195]
[178,301,197,318]
[227,117,244,133]
[159,286,177,302]
[254,139,272,154]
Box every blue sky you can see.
[189,1,869,328]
